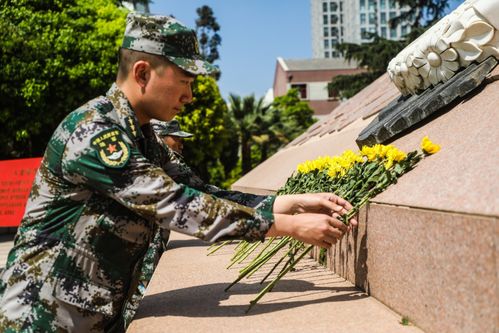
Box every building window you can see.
[332,50,340,58]
[291,84,307,99]
[331,26,339,37]
[401,25,409,36]
[381,12,387,24]
[330,2,338,11]
[381,26,387,38]
[361,27,368,39]
[341,26,344,36]
[360,0,365,11]
[324,27,329,37]
[331,38,338,46]
[340,1,343,11]
[325,51,330,58]
[389,0,396,9]
[360,13,366,25]
[330,14,338,24]
[340,14,343,24]
[323,14,328,24]
[368,0,375,11]
[389,11,396,20]
[380,0,386,9]
[390,27,397,38]
[369,12,376,24]
[323,2,328,12]
[324,39,329,48]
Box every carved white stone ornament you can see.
[388,0,499,96]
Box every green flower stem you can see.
[235,241,261,265]
[224,237,290,292]
[207,240,232,255]
[227,241,251,268]
[259,240,301,284]
[246,245,313,313]
[248,237,277,265]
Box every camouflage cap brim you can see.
[167,130,193,138]
[166,55,219,75]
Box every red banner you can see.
[0,157,42,227]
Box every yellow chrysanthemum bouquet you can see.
[210,137,440,312]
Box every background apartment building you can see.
[311,0,412,59]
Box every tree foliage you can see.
[269,89,316,142]
[0,0,127,159]
[195,5,222,66]
[176,75,234,183]
[390,0,450,29]
[329,36,406,99]
[228,89,316,177]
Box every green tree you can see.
[228,89,315,176]
[268,89,316,147]
[329,36,406,99]
[227,94,269,175]
[176,75,232,183]
[195,5,221,64]
[195,5,221,79]
[0,0,127,159]
[390,0,450,29]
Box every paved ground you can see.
[128,232,424,333]
[0,230,424,332]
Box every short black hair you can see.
[116,48,170,82]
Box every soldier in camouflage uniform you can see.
[150,119,192,154]
[0,13,356,332]
[123,122,277,327]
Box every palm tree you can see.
[228,94,270,174]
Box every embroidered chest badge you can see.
[91,129,130,168]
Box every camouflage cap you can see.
[122,12,218,75]
[151,119,193,138]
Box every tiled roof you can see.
[287,73,399,147]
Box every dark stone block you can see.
[356,56,498,148]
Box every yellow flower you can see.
[386,146,407,162]
[420,136,441,154]
[361,146,377,161]
[384,159,394,169]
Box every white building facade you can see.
[311,0,412,59]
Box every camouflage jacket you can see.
[123,145,275,328]
[0,84,274,332]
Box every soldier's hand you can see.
[273,193,358,227]
[267,213,349,249]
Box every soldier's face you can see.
[142,63,194,122]
[163,136,183,154]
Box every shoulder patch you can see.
[91,128,130,168]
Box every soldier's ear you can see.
[132,60,151,89]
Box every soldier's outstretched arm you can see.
[161,147,275,210]
[62,124,273,243]
[162,149,356,224]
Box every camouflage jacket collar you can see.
[106,83,144,143]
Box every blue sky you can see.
[150,1,464,100]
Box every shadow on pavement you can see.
[135,279,367,318]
